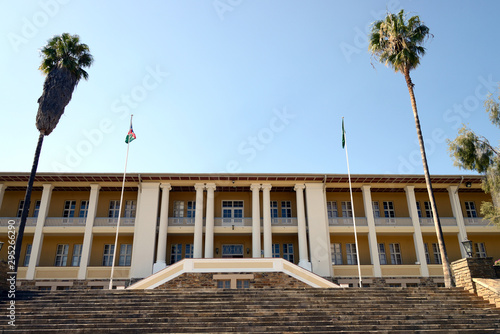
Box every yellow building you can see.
[0,172,498,289]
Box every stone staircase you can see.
[1,287,500,333]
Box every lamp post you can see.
[461,240,473,258]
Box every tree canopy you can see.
[448,85,500,226]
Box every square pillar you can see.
[26,184,53,280]
[130,183,160,279]
[405,185,429,277]
[78,184,100,279]
[361,185,381,277]
[305,183,332,277]
[153,183,171,273]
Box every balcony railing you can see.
[168,217,195,226]
[419,217,457,226]
[45,217,86,226]
[375,217,413,226]
[271,218,298,226]
[214,218,252,227]
[329,217,368,226]
[93,217,135,226]
[0,217,37,227]
[464,217,489,226]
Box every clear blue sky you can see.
[1,1,499,176]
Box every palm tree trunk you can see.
[13,132,45,275]
[404,69,455,288]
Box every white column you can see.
[130,183,160,279]
[261,183,272,257]
[405,185,429,277]
[153,183,171,273]
[193,183,205,258]
[78,184,100,279]
[250,184,262,258]
[361,185,382,277]
[304,183,332,277]
[26,184,53,280]
[448,185,468,258]
[294,184,311,270]
[0,184,6,211]
[204,183,216,258]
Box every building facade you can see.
[0,173,498,289]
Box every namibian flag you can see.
[125,124,136,144]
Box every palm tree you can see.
[369,10,454,287]
[14,33,93,274]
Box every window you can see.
[330,243,342,265]
[341,201,353,217]
[383,201,395,218]
[424,243,431,264]
[346,243,357,265]
[372,201,380,218]
[119,244,132,266]
[173,201,184,217]
[17,200,25,217]
[33,200,41,218]
[222,201,244,220]
[102,244,115,266]
[378,243,387,265]
[24,244,32,267]
[416,201,422,218]
[222,244,243,258]
[327,201,338,218]
[186,201,196,218]
[72,244,82,267]
[108,200,120,218]
[283,244,294,263]
[389,243,402,265]
[270,201,278,218]
[236,280,250,289]
[432,243,442,264]
[465,201,477,218]
[55,244,69,266]
[79,200,89,218]
[424,201,433,218]
[475,242,487,258]
[217,280,230,288]
[272,243,280,258]
[281,201,292,218]
[124,200,136,218]
[170,244,182,264]
[63,200,76,218]
[185,244,194,258]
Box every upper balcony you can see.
[167,217,299,227]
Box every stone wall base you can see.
[331,276,444,288]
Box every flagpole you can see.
[343,117,362,288]
[109,114,133,290]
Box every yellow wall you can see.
[89,235,134,266]
[460,192,492,217]
[0,190,42,217]
[415,192,453,217]
[166,235,194,264]
[422,235,462,262]
[329,234,370,265]
[326,192,365,217]
[371,193,409,217]
[96,192,138,217]
[38,235,84,266]
[376,235,416,265]
[48,191,91,217]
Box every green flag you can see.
[342,118,345,149]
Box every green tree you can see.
[14,33,93,274]
[448,86,500,227]
[369,10,454,287]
